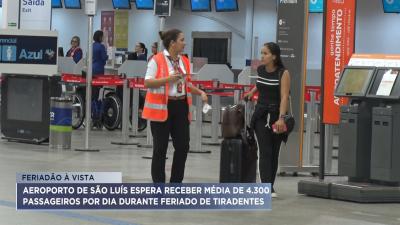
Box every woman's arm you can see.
[279,70,291,117]
[273,70,291,134]
[101,44,108,62]
[74,49,83,63]
[244,86,258,99]
[144,60,181,88]
[189,85,208,102]
[144,76,180,88]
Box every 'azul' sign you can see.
[0,35,57,65]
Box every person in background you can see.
[66,36,82,63]
[142,29,208,183]
[128,42,148,61]
[92,30,108,76]
[88,30,109,128]
[243,42,291,198]
[148,42,158,61]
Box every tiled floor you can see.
[0,127,399,225]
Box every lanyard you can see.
[167,56,185,75]
[167,56,185,94]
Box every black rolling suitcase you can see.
[220,139,243,182]
[219,102,257,183]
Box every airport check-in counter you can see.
[367,68,400,184]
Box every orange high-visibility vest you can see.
[142,52,193,122]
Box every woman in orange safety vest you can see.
[142,29,208,183]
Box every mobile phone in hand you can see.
[272,123,287,133]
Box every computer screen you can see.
[191,0,211,12]
[215,0,238,12]
[309,0,323,13]
[335,67,376,97]
[135,0,154,10]
[7,77,43,122]
[367,68,400,99]
[52,0,62,8]
[58,47,64,57]
[383,0,400,13]
[112,0,131,9]
[64,0,81,9]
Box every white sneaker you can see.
[271,192,278,198]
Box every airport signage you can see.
[322,0,356,124]
[276,0,307,168]
[0,35,57,65]
[19,0,52,30]
[154,0,171,17]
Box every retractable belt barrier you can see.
[61,74,259,152]
[62,74,137,146]
[61,73,125,86]
[128,77,153,149]
[128,77,147,139]
[303,87,322,166]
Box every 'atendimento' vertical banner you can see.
[322,0,356,124]
[276,0,308,167]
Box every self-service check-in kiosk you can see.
[298,55,400,203]
[335,66,379,182]
[367,68,400,184]
[0,29,60,144]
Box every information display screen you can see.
[52,0,62,8]
[335,67,376,97]
[112,0,131,9]
[215,0,238,12]
[367,68,400,99]
[191,0,211,12]
[309,0,323,13]
[7,77,43,122]
[64,0,81,9]
[383,0,400,13]
[135,0,154,10]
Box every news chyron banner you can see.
[322,0,356,124]
[16,172,271,210]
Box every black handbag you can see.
[283,95,295,134]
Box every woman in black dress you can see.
[244,42,291,198]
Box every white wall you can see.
[356,0,400,54]
[51,0,270,69]
[166,7,246,68]
[306,13,323,70]
[303,0,400,86]
[253,0,277,59]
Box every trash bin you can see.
[50,97,72,150]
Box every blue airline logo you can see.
[19,49,43,60]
